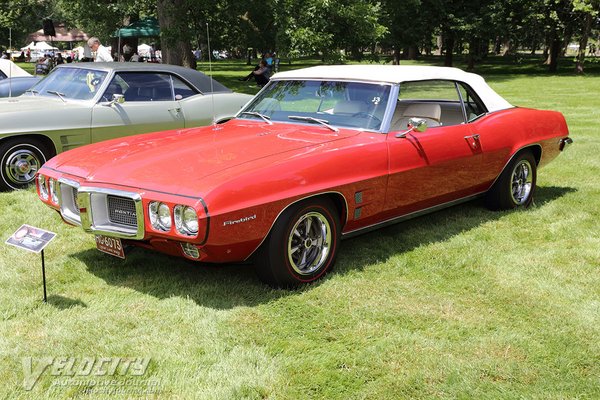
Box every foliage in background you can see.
[0,0,599,71]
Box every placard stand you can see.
[41,250,47,303]
[5,224,56,304]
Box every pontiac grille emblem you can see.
[114,209,136,217]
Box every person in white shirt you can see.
[87,37,113,62]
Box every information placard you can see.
[5,224,56,254]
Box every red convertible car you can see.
[36,65,572,287]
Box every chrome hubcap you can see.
[288,211,332,275]
[511,160,533,205]
[5,149,41,185]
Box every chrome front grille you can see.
[77,187,144,239]
[107,195,138,227]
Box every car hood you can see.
[45,119,361,195]
[0,95,87,116]
[0,96,89,133]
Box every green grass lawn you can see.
[1,57,599,399]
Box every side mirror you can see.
[102,93,125,107]
[112,93,125,104]
[395,118,428,138]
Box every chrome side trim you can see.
[342,192,484,239]
[78,186,145,239]
[243,191,349,261]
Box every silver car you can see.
[0,62,252,190]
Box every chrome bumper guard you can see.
[58,178,82,226]
[559,137,573,151]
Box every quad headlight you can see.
[37,175,49,201]
[149,201,172,231]
[174,205,198,236]
[149,202,199,236]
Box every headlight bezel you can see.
[149,201,172,232]
[48,178,59,205]
[37,174,49,201]
[174,205,199,236]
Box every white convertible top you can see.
[272,65,513,112]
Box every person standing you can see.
[87,37,113,62]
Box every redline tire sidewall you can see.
[282,202,340,284]
[0,141,48,191]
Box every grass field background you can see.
[0,57,598,398]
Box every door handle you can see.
[168,107,182,117]
[464,134,480,149]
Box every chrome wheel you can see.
[256,198,340,287]
[0,140,49,191]
[287,211,332,275]
[510,159,533,205]
[4,148,43,186]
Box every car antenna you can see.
[8,27,12,98]
[206,23,220,131]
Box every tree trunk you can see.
[407,45,418,60]
[157,0,195,68]
[575,13,593,74]
[548,37,561,72]
[435,35,443,55]
[467,37,480,71]
[392,47,400,65]
[443,33,454,67]
[502,39,513,56]
[494,36,502,55]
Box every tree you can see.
[573,0,600,73]
[0,0,60,49]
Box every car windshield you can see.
[238,80,392,131]
[28,67,108,101]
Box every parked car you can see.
[0,59,41,97]
[37,65,572,287]
[0,62,252,190]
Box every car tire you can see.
[485,151,537,211]
[255,198,341,288]
[0,138,49,191]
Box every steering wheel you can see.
[352,112,382,128]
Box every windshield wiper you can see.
[25,89,39,96]
[47,90,67,103]
[240,111,273,125]
[288,116,339,132]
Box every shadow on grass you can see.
[74,185,575,309]
[47,295,87,310]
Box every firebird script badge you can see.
[223,214,256,226]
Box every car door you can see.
[384,80,487,216]
[90,72,185,143]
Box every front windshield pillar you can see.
[380,84,400,133]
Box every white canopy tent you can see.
[137,43,152,56]
[20,41,59,51]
